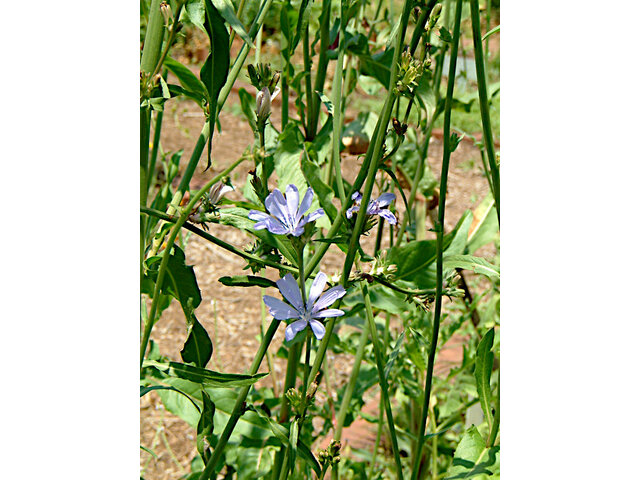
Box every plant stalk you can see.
[410,0,463,477]
[469,0,500,223]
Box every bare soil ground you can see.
[141,33,498,479]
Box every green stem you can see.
[140,207,299,274]
[334,320,369,441]
[140,0,165,76]
[147,102,164,193]
[217,0,275,113]
[330,0,347,204]
[302,24,314,139]
[151,2,185,78]
[332,316,370,480]
[272,341,302,480]
[197,319,281,480]
[410,1,463,478]
[302,0,414,400]
[361,282,404,479]
[140,107,151,276]
[469,0,500,223]
[396,109,436,244]
[307,0,332,139]
[140,157,246,368]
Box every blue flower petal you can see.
[297,187,314,221]
[285,319,308,341]
[378,209,397,225]
[263,295,300,320]
[285,184,300,221]
[265,189,290,226]
[264,217,290,235]
[306,272,328,310]
[377,192,396,207]
[312,308,345,318]
[312,285,347,313]
[276,274,304,312]
[309,319,326,340]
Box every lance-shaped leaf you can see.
[144,360,269,388]
[218,275,277,288]
[210,0,254,47]
[475,328,495,429]
[164,57,208,105]
[201,0,230,170]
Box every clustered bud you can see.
[396,51,425,95]
[318,440,342,468]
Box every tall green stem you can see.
[307,0,332,138]
[302,24,314,139]
[332,316,370,480]
[410,1,463,478]
[330,0,347,204]
[302,0,414,401]
[361,282,404,479]
[469,0,500,223]
[197,319,280,480]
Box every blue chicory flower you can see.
[263,273,346,341]
[249,184,324,236]
[346,191,397,224]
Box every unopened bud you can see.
[256,87,271,121]
[269,72,281,94]
[247,64,260,88]
[160,2,173,26]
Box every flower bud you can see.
[256,87,271,122]
[160,1,172,27]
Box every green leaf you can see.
[359,48,394,89]
[196,390,215,462]
[210,0,254,48]
[144,360,269,388]
[238,87,257,132]
[234,445,276,479]
[475,329,495,430]
[301,153,337,223]
[201,0,230,170]
[218,275,277,288]
[466,195,499,254]
[164,57,208,104]
[315,90,334,115]
[140,385,202,412]
[445,426,499,479]
[180,317,213,368]
[245,405,322,476]
[384,330,405,380]
[148,245,203,326]
[185,0,206,32]
[387,213,470,289]
[444,255,500,280]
